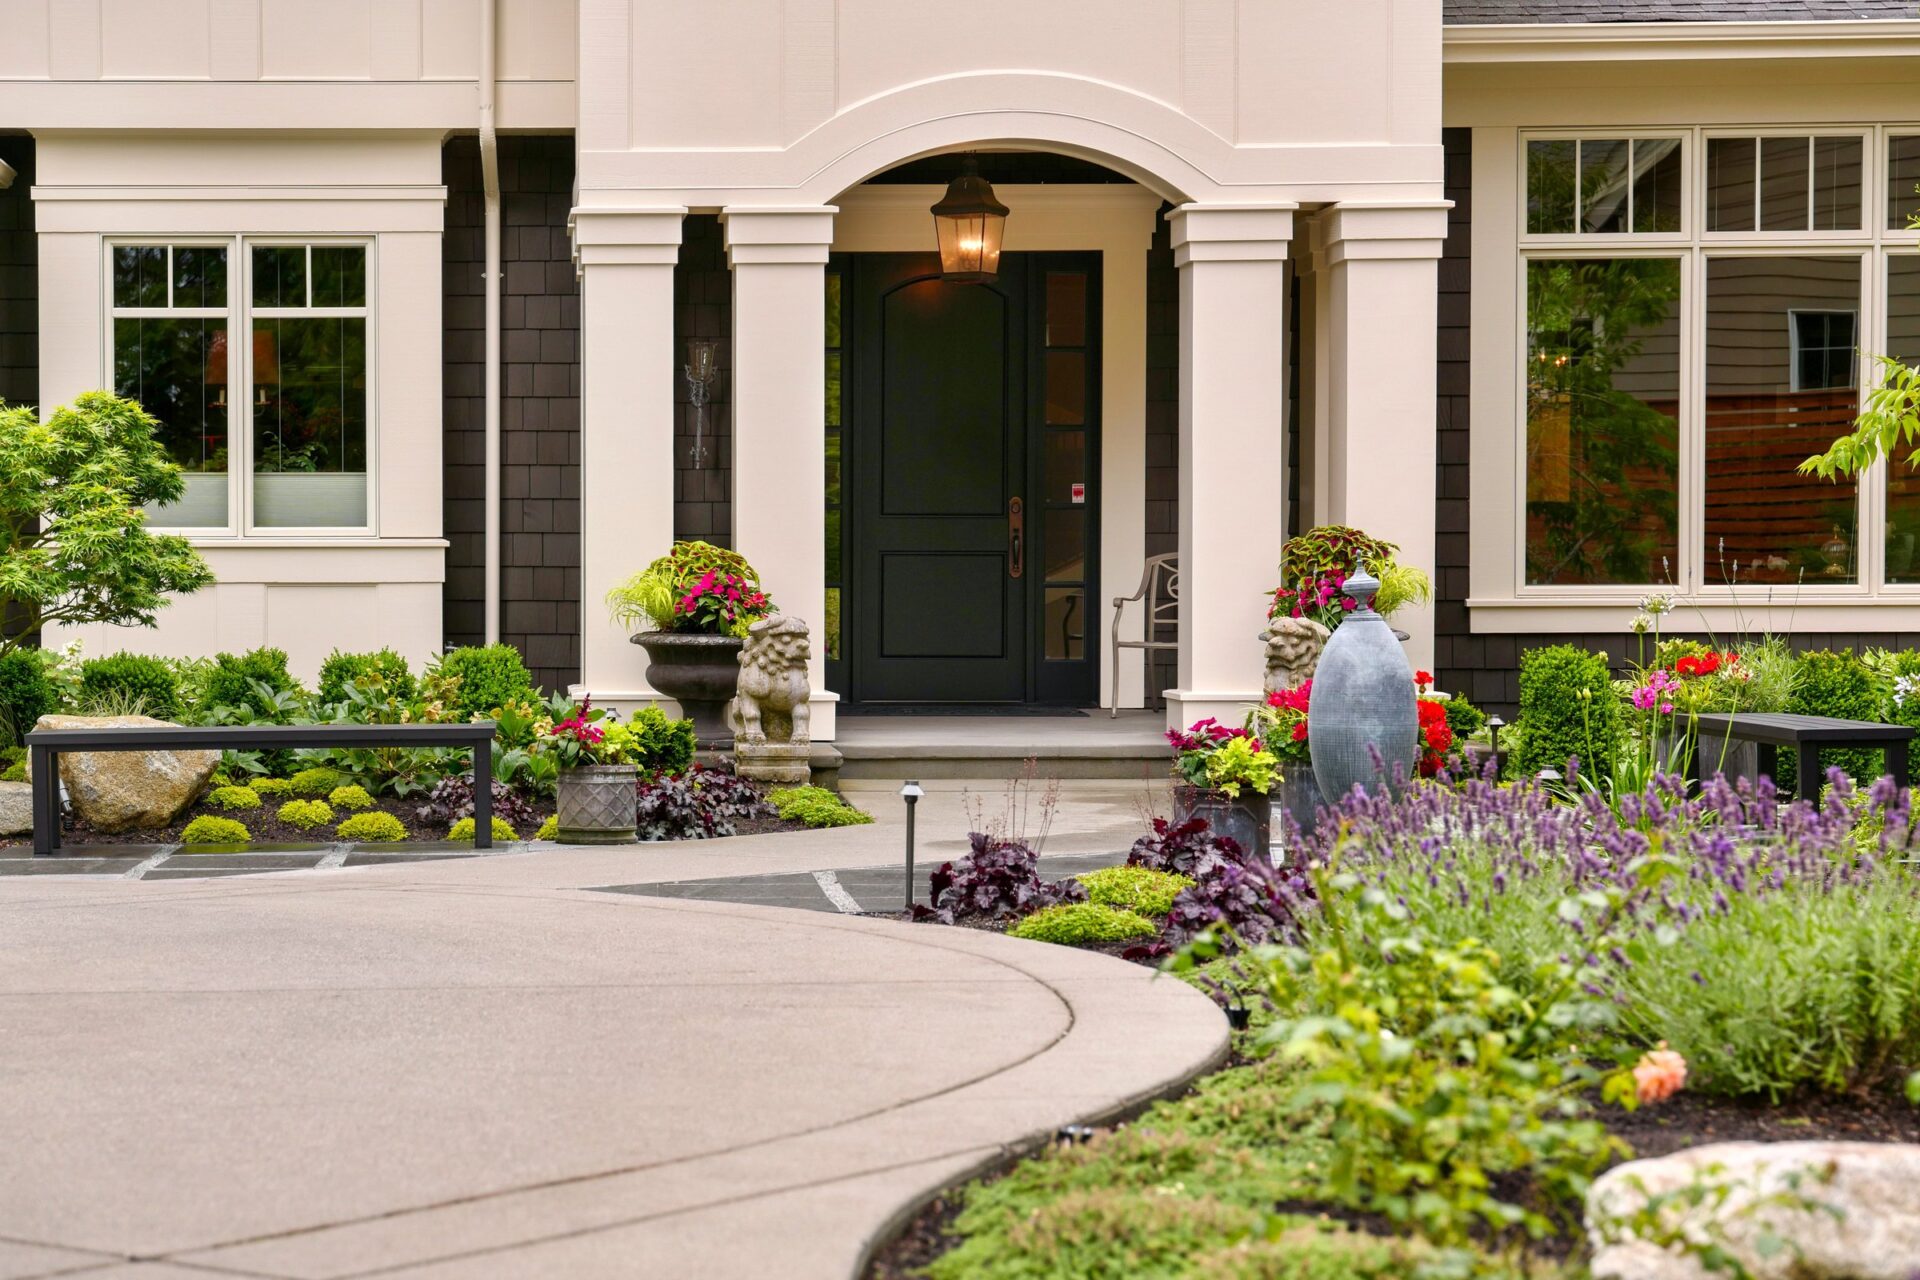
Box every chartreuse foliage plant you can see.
[1079,865,1194,918]
[1514,643,1622,779]
[447,815,518,843]
[534,814,558,841]
[0,393,214,657]
[767,785,873,827]
[327,784,374,811]
[336,811,406,843]
[288,767,346,797]
[251,777,292,796]
[276,799,333,830]
[1009,902,1158,945]
[180,815,249,844]
[206,785,261,811]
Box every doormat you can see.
[839,705,1090,718]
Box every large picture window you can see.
[111,238,372,534]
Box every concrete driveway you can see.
[0,814,1223,1279]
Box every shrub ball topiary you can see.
[1441,693,1488,743]
[0,650,57,746]
[276,799,333,830]
[626,705,697,778]
[768,785,874,828]
[447,815,518,843]
[181,815,250,844]
[251,777,292,796]
[534,814,558,841]
[433,644,534,720]
[1515,644,1622,780]
[206,784,261,811]
[1784,648,1885,787]
[78,652,182,720]
[1078,865,1195,918]
[1008,902,1160,946]
[287,766,346,797]
[327,784,374,811]
[317,647,416,707]
[200,647,301,719]
[336,811,407,843]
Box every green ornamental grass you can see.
[180,815,249,845]
[1079,865,1194,918]
[447,816,518,843]
[276,799,333,830]
[1008,902,1159,946]
[336,811,406,843]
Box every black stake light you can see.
[901,780,924,912]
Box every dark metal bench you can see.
[26,721,498,857]
[1691,712,1912,803]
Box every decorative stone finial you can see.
[1344,568,1381,616]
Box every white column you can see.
[1164,204,1296,731]
[1319,201,1449,672]
[722,206,839,742]
[571,207,684,710]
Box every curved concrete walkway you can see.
[0,839,1226,1280]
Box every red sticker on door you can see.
[1070,483,1086,504]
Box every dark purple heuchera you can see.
[1128,817,1246,879]
[635,765,774,840]
[1162,856,1312,949]
[914,832,1087,925]
[414,775,536,830]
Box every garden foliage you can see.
[1078,865,1193,918]
[432,644,534,720]
[622,705,697,777]
[276,799,333,830]
[327,784,373,811]
[447,816,518,842]
[1515,643,1622,778]
[767,785,873,827]
[635,765,771,840]
[251,777,292,796]
[1127,817,1246,880]
[288,767,346,797]
[201,647,300,719]
[180,815,249,844]
[915,833,1087,925]
[0,650,56,745]
[206,785,261,811]
[606,540,774,638]
[1009,902,1158,945]
[77,652,181,720]
[1784,648,1884,785]
[336,812,406,842]
[413,775,536,831]
[317,648,416,706]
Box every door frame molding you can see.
[828,183,1161,707]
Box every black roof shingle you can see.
[1446,0,1914,22]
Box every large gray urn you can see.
[1308,569,1418,805]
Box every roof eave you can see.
[1444,17,1920,63]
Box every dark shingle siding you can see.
[1446,0,1914,21]
[0,138,35,414]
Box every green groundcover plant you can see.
[336,812,406,843]
[1079,865,1194,918]
[276,799,332,830]
[206,785,261,811]
[180,815,249,844]
[767,785,873,828]
[1009,902,1159,946]
[447,815,518,843]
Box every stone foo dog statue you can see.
[727,613,812,784]
[1262,615,1330,695]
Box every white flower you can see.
[1896,674,1920,708]
[1630,612,1655,634]
[1639,593,1675,616]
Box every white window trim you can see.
[1519,128,1693,246]
[1506,126,1918,611]
[104,234,378,542]
[1698,128,1873,241]
[1786,307,1860,393]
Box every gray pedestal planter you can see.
[555,763,637,844]
[632,632,744,750]
[1309,569,1417,803]
[1270,767,1324,844]
[1174,785,1270,862]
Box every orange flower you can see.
[1632,1042,1688,1104]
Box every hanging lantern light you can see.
[930,156,1009,284]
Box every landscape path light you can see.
[900,780,924,912]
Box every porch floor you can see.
[832,709,1172,781]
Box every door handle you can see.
[1009,496,1024,579]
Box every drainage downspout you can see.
[479,0,502,646]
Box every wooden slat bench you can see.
[1690,712,1912,804]
[26,721,498,857]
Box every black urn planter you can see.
[631,632,744,750]
[1174,784,1271,864]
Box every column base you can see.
[1163,689,1265,734]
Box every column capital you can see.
[1166,203,1296,267]
[569,206,686,267]
[1319,200,1451,265]
[721,205,838,266]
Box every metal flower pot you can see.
[631,632,744,750]
[1269,766,1324,845]
[1173,784,1270,863]
[554,763,638,844]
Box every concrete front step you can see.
[831,710,1172,781]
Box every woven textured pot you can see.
[1174,785,1270,863]
[1270,766,1324,846]
[632,632,744,750]
[1309,569,1417,805]
[555,763,637,845]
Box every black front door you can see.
[839,252,1099,705]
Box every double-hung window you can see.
[1517,129,1915,596]
[110,238,372,535]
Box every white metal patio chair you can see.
[1110,553,1179,719]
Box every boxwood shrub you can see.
[1514,643,1622,780]
[201,647,301,719]
[78,652,182,721]
[317,647,416,706]
[181,815,249,844]
[0,650,57,746]
[337,811,406,843]
[1784,648,1884,787]
[627,705,697,778]
[434,644,534,719]
[1009,902,1159,946]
